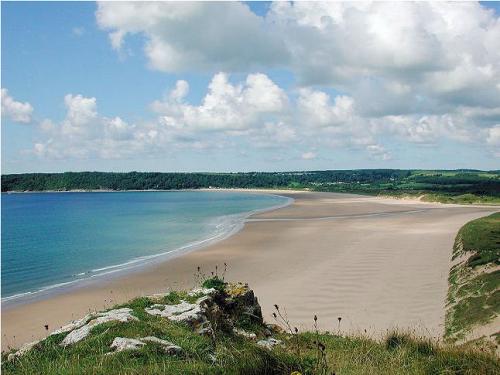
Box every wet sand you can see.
[2,191,497,350]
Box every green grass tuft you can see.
[201,276,225,291]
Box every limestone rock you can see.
[141,336,183,355]
[7,340,40,361]
[106,336,183,356]
[51,314,93,336]
[61,308,138,346]
[145,301,205,325]
[188,287,217,297]
[224,282,263,324]
[109,337,145,353]
[233,327,257,340]
[257,338,283,350]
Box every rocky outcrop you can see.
[144,282,264,338]
[7,281,277,362]
[60,308,138,346]
[108,337,145,353]
[146,301,205,324]
[224,282,263,321]
[107,336,183,355]
[7,341,40,362]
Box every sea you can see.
[1,191,290,303]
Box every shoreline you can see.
[2,191,498,351]
[2,190,294,308]
[4,188,499,209]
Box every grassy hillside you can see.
[3,277,499,375]
[2,170,499,204]
[446,213,500,349]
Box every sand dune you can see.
[2,191,497,350]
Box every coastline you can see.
[1,190,294,307]
[2,190,498,351]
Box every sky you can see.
[1,1,500,173]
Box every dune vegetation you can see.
[446,213,500,350]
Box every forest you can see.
[2,170,499,203]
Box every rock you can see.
[109,337,145,353]
[196,295,213,306]
[224,282,263,324]
[145,283,264,340]
[7,340,40,361]
[233,327,257,340]
[224,282,250,298]
[141,336,183,355]
[61,308,138,346]
[106,336,183,356]
[51,314,93,336]
[257,338,283,350]
[188,287,217,297]
[145,300,205,325]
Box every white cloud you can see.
[1,88,34,123]
[486,125,500,146]
[366,144,391,161]
[298,89,354,127]
[96,2,500,121]
[30,70,498,163]
[33,94,141,159]
[152,72,287,131]
[301,151,317,160]
[486,125,500,158]
[96,2,288,72]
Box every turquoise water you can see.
[1,191,289,301]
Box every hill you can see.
[2,169,500,204]
[3,277,499,374]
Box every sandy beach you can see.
[2,190,498,351]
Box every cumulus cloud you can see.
[486,125,500,146]
[297,89,354,127]
[366,144,391,161]
[485,125,500,157]
[31,71,498,162]
[301,151,317,160]
[151,72,287,131]
[97,2,500,111]
[96,2,288,72]
[34,94,141,159]
[1,88,34,123]
[91,2,500,165]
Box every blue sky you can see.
[2,1,499,173]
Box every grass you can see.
[308,170,500,205]
[452,213,500,267]
[446,213,500,343]
[3,284,500,374]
